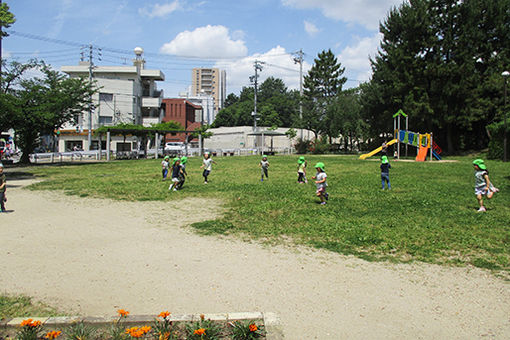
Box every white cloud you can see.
[160,25,248,58]
[282,0,402,30]
[214,46,311,95]
[139,1,180,18]
[338,33,382,83]
[304,20,320,37]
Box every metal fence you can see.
[29,147,295,163]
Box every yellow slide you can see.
[359,139,398,160]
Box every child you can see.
[161,156,170,181]
[312,162,328,205]
[259,155,269,181]
[473,159,498,212]
[297,156,307,184]
[200,152,216,184]
[177,156,188,189]
[168,158,182,191]
[380,155,391,190]
[0,163,6,212]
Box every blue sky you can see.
[4,0,403,96]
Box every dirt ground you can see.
[1,177,509,339]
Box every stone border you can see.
[0,312,283,339]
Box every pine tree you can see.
[302,50,347,140]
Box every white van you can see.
[164,142,185,152]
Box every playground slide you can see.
[359,139,398,160]
[415,146,428,161]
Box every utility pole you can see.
[87,44,93,150]
[250,60,264,130]
[293,49,304,140]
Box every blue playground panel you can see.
[432,150,442,160]
[399,130,406,142]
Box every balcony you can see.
[142,96,162,108]
[142,117,160,127]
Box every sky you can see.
[4,0,404,97]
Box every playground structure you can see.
[359,110,443,161]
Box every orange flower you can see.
[200,314,205,321]
[249,324,258,332]
[117,309,130,317]
[32,321,42,327]
[20,319,34,327]
[158,311,170,318]
[140,325,151,333]
[44,330,62,339]
[193,328,206,335]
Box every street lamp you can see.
[502,71,509,162]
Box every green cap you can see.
[473,159,486,170]
[381,156,388,164]
[262,155,268,159]
[314,162,325,170]
[164,156,170,160]
[180,156,188,164]
[298,156,305,164]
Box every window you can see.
[99,93,113,102]
[99,116,113,125]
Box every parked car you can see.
[164,142,185,152]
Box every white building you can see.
[178,90,215,125]
[57,47,165,152]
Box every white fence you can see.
[29,147,295,163]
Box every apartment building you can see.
[57,47,165,152]
[191,68,226,120]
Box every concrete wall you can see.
[204,126,314,151]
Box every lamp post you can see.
[502,71,509,162]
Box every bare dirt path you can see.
[1,178,509,339]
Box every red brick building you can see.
[162,98,202,143]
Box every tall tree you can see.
[1,61,96,163]
[302,49,347,139]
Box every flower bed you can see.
[0,310,283,340]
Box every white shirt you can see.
[203,158,213,171]
[316,172,327,189]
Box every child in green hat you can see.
[168,157,182,191]
[312,162,328,205]
[161,156,170,181]
[176,156,188,189]
[473,159,498,212]
[297,156,307,184]
[259,155,269,182]
[380,155,391,190]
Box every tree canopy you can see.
[1,60,96,163]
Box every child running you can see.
[312,162,328,205]
[200,152,216,184]
[177,156,188,189]
[297,156,307,184]
[473,159,498,212]
[380,155,391,190]
[161,156,170,181]
[168,157,182,191]
[259,155,269,181]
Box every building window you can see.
[99,93,113,102]
[99,116,113,125]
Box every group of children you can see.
[162,152,216,191]
[160,152,499,211]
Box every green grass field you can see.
[26,155,510,272]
